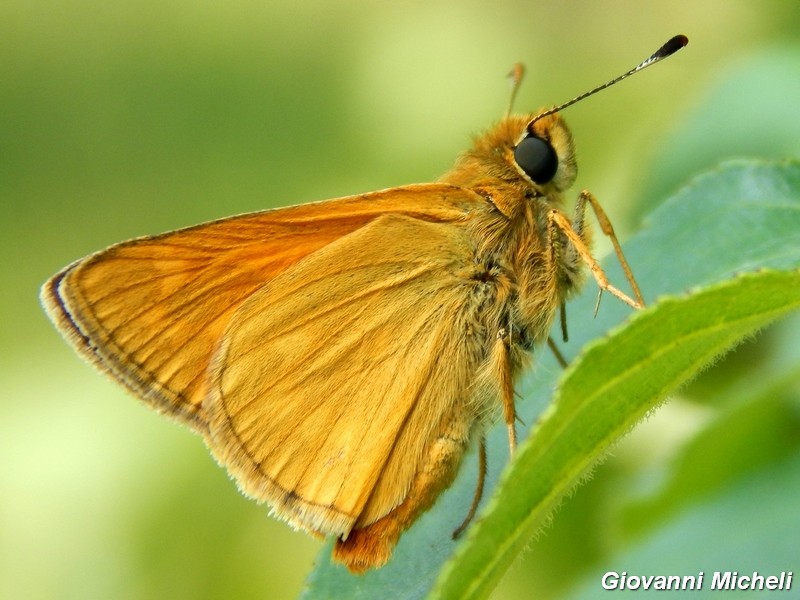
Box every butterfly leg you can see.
[547,303,569,368]
[451,436,487,539]
[492,328,518,453]
[332,409,471,573]
[547,206,643,311]
[546,336,568,368]
[573,190,645,308]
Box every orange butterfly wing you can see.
[42,183,493,538]
[205,212,491,537]
[42,184,475,430]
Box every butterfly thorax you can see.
[440,112,587,352]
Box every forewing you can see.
[205,214,489,537]
[41,185,475,430]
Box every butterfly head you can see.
[512,111,578,194]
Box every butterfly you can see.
[41,35,686,572]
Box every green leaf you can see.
[431,270,800,599]
[302,162,800,600]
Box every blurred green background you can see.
[2,1,799,599]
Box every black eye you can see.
[514,135,558,184]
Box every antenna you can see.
[506,63,526,117]
[529,34,688,125]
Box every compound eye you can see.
[514,135,558,184]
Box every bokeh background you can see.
[2,2,799,599]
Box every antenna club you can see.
[658,35,689,58]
